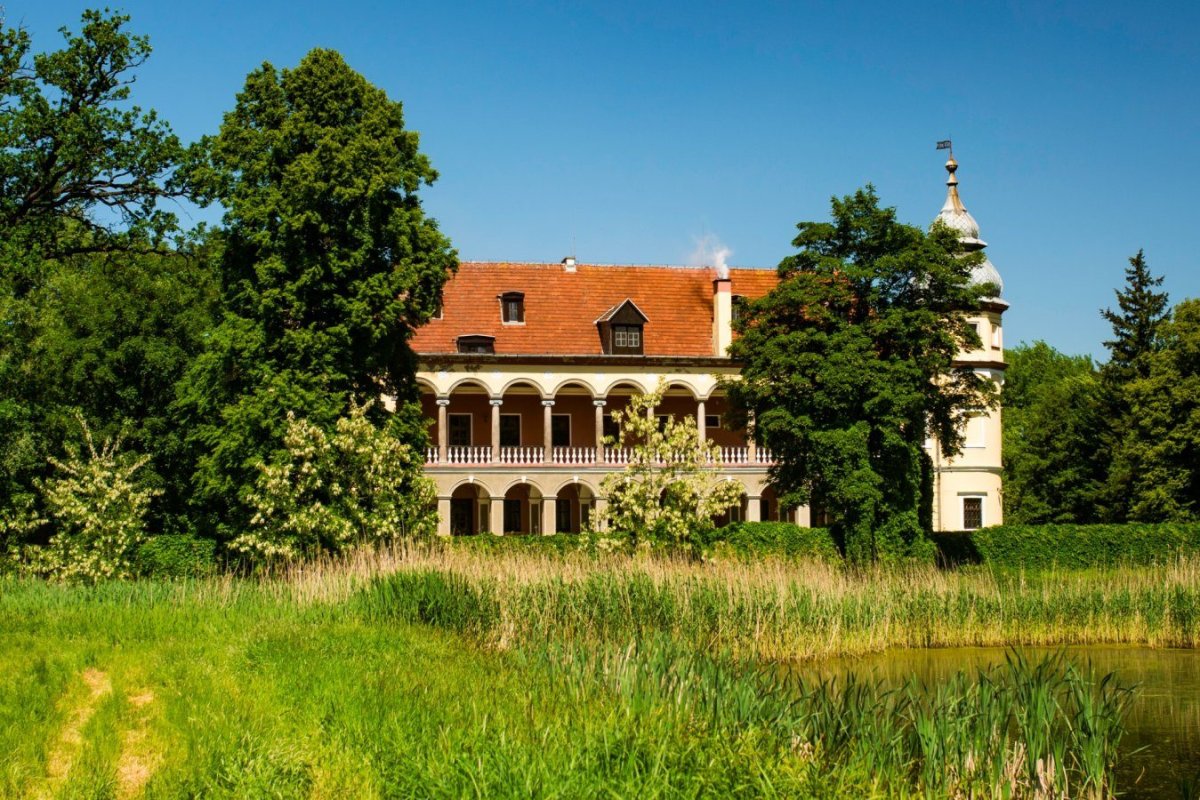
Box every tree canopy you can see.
[1002,342,1104,525]
[726,187,998,563]
[175,48,457,536]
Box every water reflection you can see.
[790,647,1200,799]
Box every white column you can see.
[542,399,554,463]
[437,496,451,536]
[593,497,608,531]
[490,398,502,463]
[543,497,555,535]
[795,505,812,528]
[489,498,504,535]
[747,496,762,522]
[436,398,450,463]
[697,399,707,446]
[594,399,606,454]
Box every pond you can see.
[799,646,1200,799]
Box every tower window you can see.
[500,291,525,324]
[962,496,984,530]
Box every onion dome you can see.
[932,154,1005,302]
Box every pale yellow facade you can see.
[415,155,1006,537]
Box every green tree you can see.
[1100,250,1169,386]
[1118,299,1200,521]
[239,400,436,564]
[0,10,190,532]
[33,413,159,583]
[0,9,182,280]
[599,383,745,553]
[1099,250,1170,520]
[1002,342,1104,524]
[175,49,457,536]
[726,187,997,564]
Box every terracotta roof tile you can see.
[412,262,778,357]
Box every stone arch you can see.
[549,378,599,399]
[598,377,651,397]
[448,480,493,536]
[500,478,545,534]
[447,375,493,395]
[499,377,545,397]
[551,477,598,534]
[660,379,701,401]
[415,375,440,395]
[446,476,496,498]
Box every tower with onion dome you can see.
[927,151,1007,531]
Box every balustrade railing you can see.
[552,446,597,464]
[446,445,491,464]
[425,443,774,466]
[498,446,544,464]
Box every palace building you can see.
[411,157,1006,535]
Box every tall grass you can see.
[350,541,1200,660]
[0,544,1180,797]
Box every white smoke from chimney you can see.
[688,233,732,279]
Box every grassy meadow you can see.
[2,542,1196,798]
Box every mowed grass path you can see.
[0,578,823,799]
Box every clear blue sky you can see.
[13,1,1200,359]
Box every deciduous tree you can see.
[1002,342,1104,524]
[175,49,457,535]
[726,188,997,563]
[599,384,745,552]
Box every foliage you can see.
[0,9,182,275]
[598,383,745,552]
[34,414,159,582]
[175,48,457,536]
[1117,299,1200,521]
[1100,250,1169,387]
[933,522,1200,569]
[0,245,219,533]
[237,400,436,564]
[0,9,193,533]
[727,187,997,564]
[1098,250,1171,521]
[706,521,840,561]
[135,533,217,579]
[1002,342,1106,524]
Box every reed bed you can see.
[347,541,1200,660]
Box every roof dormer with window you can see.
[595,299,647,355]
[499,291,525,324]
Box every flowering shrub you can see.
[599,383,745,552]
[36,414,160,583]
[236,400,436,563]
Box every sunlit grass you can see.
[0,543,1189,797]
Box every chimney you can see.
[562,256,577,273]
[713,273,732,356]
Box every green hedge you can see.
[933,523,1200,570]
[707,522,840,561]
[135,534,218,579]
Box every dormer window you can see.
[456,334,495,354]
[613,325,642,353]
[499,292,525,324]
[595,299,649,355]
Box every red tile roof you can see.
[412,262,779,357]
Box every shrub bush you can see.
[706,522,840,561]
[135,534,218,579]
[933,523,1200,570]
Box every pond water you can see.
[797,646,1200,799]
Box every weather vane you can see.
[936,138,953,157]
